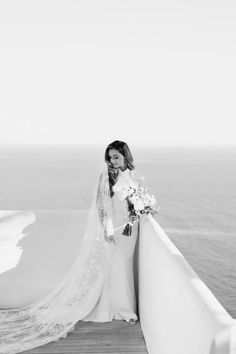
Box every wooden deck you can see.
[22,320,148,354]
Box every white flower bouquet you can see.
[119,186,160,236]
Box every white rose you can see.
[134,199,144,211]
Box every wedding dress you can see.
[82,167,139,322]
[0,164,144,354]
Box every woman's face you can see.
[108,149,126,170]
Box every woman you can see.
[0,140,145,353]
[82,140,143,324]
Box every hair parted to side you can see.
[104,140,135,170]
[104,140,135,197]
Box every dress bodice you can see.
[111,168,139,231]
[112,168,139,195]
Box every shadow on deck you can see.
[22,319,148,354]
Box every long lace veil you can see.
[0,162,116,354]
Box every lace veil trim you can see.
[0,163,116,354]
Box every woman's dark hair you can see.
[104,140,135,197]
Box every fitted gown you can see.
[82,168,139,322]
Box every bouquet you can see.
[119,185,160,236]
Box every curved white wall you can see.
[0,210,88,308]
[139,215,235,354]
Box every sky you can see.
[0,0,236,147]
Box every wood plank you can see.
[21,319,148,354]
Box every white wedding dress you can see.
[82,167,139,322]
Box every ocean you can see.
[0,144,236,317]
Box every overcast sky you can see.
[0,0,235,147]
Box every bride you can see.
[82,140,142,324]
[0,140,146,354]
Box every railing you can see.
[138,215,236,354]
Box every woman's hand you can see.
[104,229,116,244]
[107,235,116,244]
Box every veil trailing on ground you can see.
[0,162,146,354]
[0,163,119,354]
